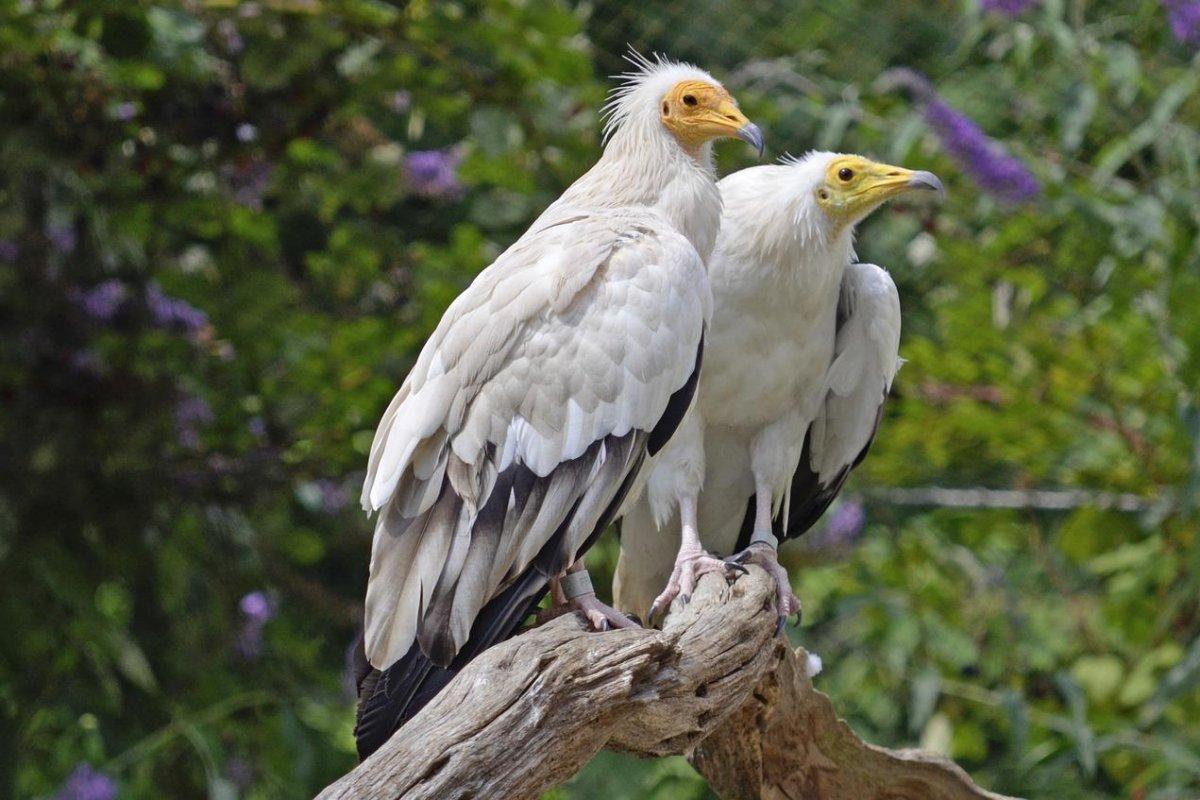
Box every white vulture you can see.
[352,54,763,759]
[613,152,942,629]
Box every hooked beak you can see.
[858,163,946,206]
[709,96,764,158]
[736,122,765,159]
[905,170,945,198]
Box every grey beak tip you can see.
[908,170,946,199]
[738,123,765,159]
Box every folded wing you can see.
[362,207,710,671]
[736,262,901,548]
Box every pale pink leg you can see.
[648,495,747,625]
[731,481,801,635]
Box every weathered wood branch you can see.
[317,567,1020,800]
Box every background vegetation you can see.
[2,1,1197,798]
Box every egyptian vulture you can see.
[613,152,942,628]
[352,55,763,759]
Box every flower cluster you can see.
[236,590,276,660]
[923,98,1040,203]
[71,280,128,323]
[1163,0,1200,44]
[816,500,867,549]
[146,282,209,333]
[980,0,1039,15]
[882,69,1040,204]
[54,764,117,800]
[404,148,464,200]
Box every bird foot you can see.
[572,593,640,632]
[648,545,748,625]
[731,539,801,636]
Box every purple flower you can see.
[236,123,257,143]
[318,479,350,514]
[1163,0,1200,44]
[404,149,464,200]
[980,0,1038,15]
[55,764,117,800]
[0,240,17,262]
[239,590,275,623]
[923,98,1040,203]
[247,416,267,439]
[71,280,127,322]
[115,102,137,121]
[817,500,866,549]
[147,282,209,333]
[236,625,264,660]
[47,223,77,255]
[175,395,213,449]
[236,591,275,660]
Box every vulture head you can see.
[812,153,944,229]
[603,51,764,158]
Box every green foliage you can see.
[0,1,1197,798]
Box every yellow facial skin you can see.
[660,80,764,157]
[815,156,944,226]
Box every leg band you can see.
[560,569,594,600]
[750,528,779,550]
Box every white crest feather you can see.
[601,47,721,144]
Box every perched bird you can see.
[353,53,763,760]
[613,152,942,628]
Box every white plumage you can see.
[358,55,759,676]
[615,152,941,622]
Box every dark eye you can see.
[838,167,854,181]
[662,102,669,115]
[682,94,697,106]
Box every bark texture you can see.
[317,567,1019,800]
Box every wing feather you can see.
[362,209,708,670]
[736,263,901,549]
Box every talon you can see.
[775,615,786,637]
[724,561,749,576]
[649,546,735,623]
[573,592,638,632]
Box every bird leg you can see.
[730,482,802,635]
[648,495,747,625]
[552,558,639,632]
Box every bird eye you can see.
[682,94,697,106]
[838,167,854,181]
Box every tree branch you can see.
[316,567,1020,800]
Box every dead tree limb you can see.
[316,567,1019,800]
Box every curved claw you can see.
[723,560,750,576]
